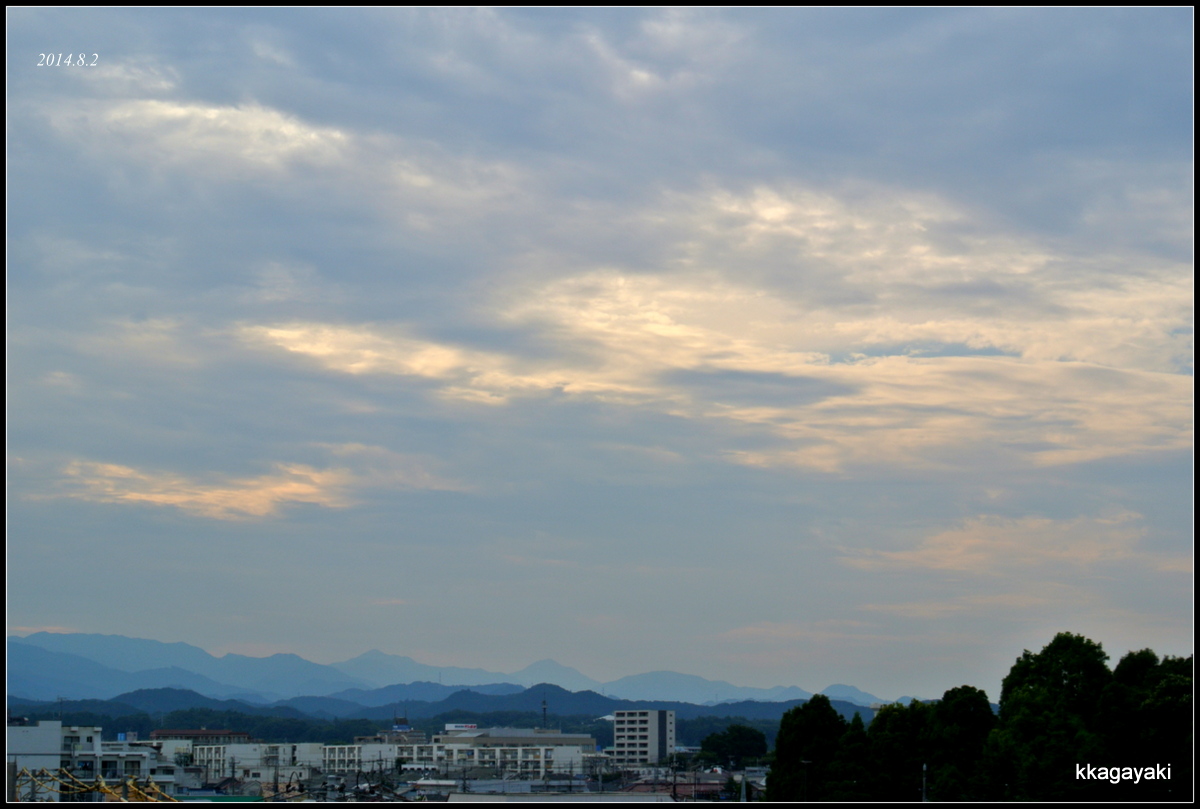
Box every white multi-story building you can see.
[611,710,675,766]
[322,742,401,774]
[361,727,598,779]
[7,720,67,801]
[6,721,182,800]
[430,727,594,779]
[193,742,323,781]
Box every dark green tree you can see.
[991,632,1112,800]
[864,700,932,801]
[825,712,871,800]
[1097,650,1193,800]
[927,685,995,801]
[766,694,847,801]
[699,724,767,769]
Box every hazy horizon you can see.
[2,626,1106,703]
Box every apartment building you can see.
[611,709,675,766]
[150,728,254,745]
[432,727,594,778]
[6,720,182,800]
[321,742,401,774]
[193,742,323,781]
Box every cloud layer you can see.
[7,9,1191,698]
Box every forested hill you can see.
[8,682,871,740]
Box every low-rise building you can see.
[150,729,255,746]
[193,742,323,782]
[421,726,596,779]
[322,741,402,774]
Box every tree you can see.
[993,632,1111,800]
[767,695,847,801]
[927,686,994,801]
[825,712,871,800]
[1000,632,1110,720]
[699,724,767,769]
[864,700,932,801]
[1097,650,1193,800]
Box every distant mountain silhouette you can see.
[511,659,602,692]
[328,681,525,707]
[107,688,305,717]
[12,634,367,700]
[821,683,882,706]
[604,670,813,704]
[330,649,513,689]
[13,632,217,673]
[8,688,303,719]
[9,684,875,726]
[7,641,260,702]
[9,631,892,710]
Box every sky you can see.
[6,8,1193,702]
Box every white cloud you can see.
[239,262,345,305]
[238,170,1193,473]
[59,460,355,519]
[636,8,746,62]
[54,445,461,520]
[859,591,1059,620]
[76,58,180,94]
[840,512,1187,574]
[7,8,1190,696]
[50,100,349,173]
[84,318,206,367]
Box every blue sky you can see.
[6,8,1192,701]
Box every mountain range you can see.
[7,632,894,707]
[8,683,873,727]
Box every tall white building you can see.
[611,710,675,766]
[6,720,182,800]
[7,720,65,801]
